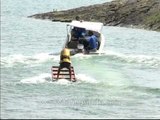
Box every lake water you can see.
[1,0,160,119]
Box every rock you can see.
[28,0,160,31]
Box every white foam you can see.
[72,53,92,59]
[20,73,72,85]
[103,50,160,67]
[20,72,98,85]
[33,53,53,63]
[20,73,51,84]
[52,79,71,85]
[50,73,98,85]
[1,53,59,67]
[1,54,27,66]
[76,74,98,83]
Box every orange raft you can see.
[51,66,76,82]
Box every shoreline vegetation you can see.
[28,0,160,32]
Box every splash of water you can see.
[103,50,160,68]
[72,53,92,59]
[20,72,98,85]
[76,74,98,83]
[20,73,51,84]
[1,53,59,67]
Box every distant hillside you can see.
[29,0,160,31]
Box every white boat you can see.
[63,20,105,55]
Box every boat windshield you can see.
[67,20,103,33]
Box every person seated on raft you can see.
[57,48,74,81]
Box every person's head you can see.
[88,31,93,36]
[75,16,80,21]
[63,48,69,51]
[71,29,76,35]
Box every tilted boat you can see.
[51,20,106,81]
[63,20,105,55]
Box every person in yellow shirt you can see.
[57,48,72,80]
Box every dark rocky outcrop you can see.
[28,0,160,31]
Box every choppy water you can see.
[1,0,160,119]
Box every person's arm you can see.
[59,51,63,64]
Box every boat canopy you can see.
[67,20,103,33]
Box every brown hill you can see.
[28,0,160,31]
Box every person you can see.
[57,48,72,80]
[71,27,86,40]
[71,28,78,41]
[78,36,89,51]
[75,16,80,21]
[87,31,98,52]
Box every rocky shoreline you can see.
[28,0,160,31]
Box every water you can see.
[1,0,160,119]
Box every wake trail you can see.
[1,53,59,67]
[20,73,98,85]
[103,50,160,68]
